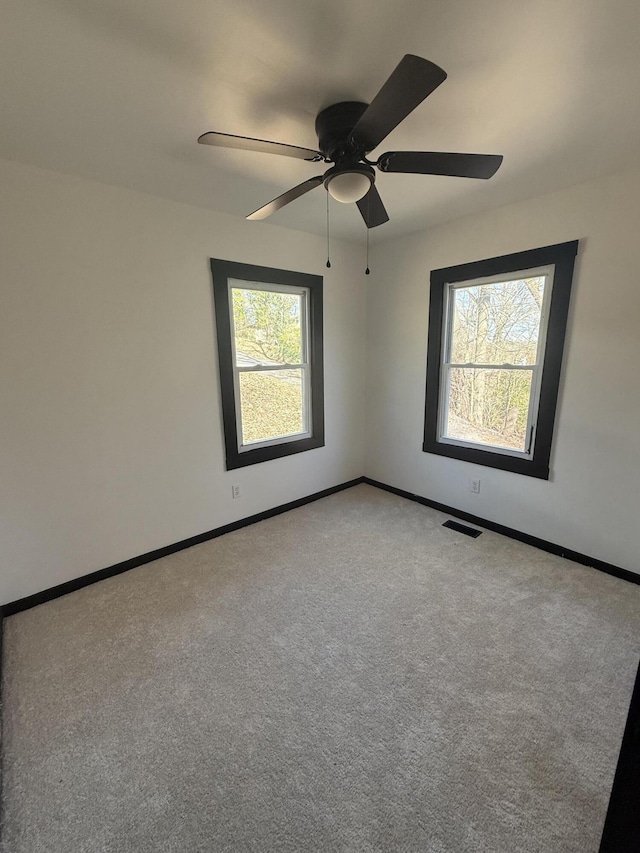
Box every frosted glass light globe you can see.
[327,170,372,203]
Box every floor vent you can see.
[443,520,483,538]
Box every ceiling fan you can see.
[198,55,503,229]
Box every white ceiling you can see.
[2,0,639,243]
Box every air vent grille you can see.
[443,520,482,538]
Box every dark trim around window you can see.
[210,258,324,470]
[423,240,579,479]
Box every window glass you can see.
[238,368,305,445]
[231,286,303,367]
[442,274,548,456]
[443,367,533,452]
[230,283,309,450]
[450,277,544,366]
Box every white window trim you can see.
[436,264,555,460]
[227,279,312,453]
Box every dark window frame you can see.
[211,258,324,471]
[423,240,579,479]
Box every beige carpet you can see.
[2,484,639,852]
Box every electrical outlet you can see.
[232,484,241,499]
[470,478,481,494]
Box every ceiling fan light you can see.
[326,170,373,203]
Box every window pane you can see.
[444,367,533,452]
[239,369,305,445]
[231,285,303,367]
[450,277,545,366]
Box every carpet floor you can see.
[2,484,639,852]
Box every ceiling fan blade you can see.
[356,185,390,229]
[350,55,447,153]
[378,151,503,179]
[246,176,325,220]
[198,131,323,162]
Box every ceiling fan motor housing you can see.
[315,101,369,162]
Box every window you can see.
[423,241,578,478]
[211,259,324,470]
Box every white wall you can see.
[365,168,640,575]
[0,159,366,604]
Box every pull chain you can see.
[326,191,331,269]
[365,226,370,275]
[365,192,371,275]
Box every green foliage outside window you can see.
[232,288,302,365]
